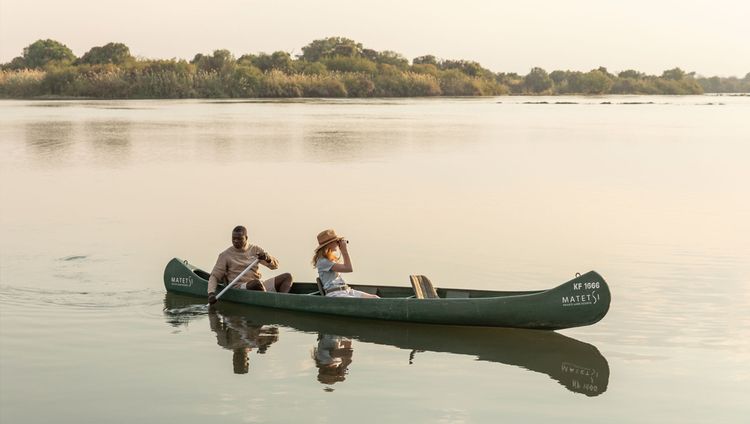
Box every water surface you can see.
[1,96,748,423]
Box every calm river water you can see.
[1,96,748,423]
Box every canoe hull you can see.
[163,258,610,330]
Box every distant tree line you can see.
[1,37,748,99]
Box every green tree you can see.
[291,60,327,75]
[411,63,439,77]
[413,55,438,66]
[549,70,569,85]
[375,50,409,69]
[23,39,76,68]
[618,69,644,79]
[698,76,722,92]
[321,56,377,74]
[269,51,293,73]
[236,54,255,67]
[361,48,379,62]
[563,71,586,93]
[228,65,263,97]
[439,60,492,78]
[192,49,235,73]
[243,51,293,73]
[523,67,553,93]
[300,37,363,62]
[2,56,28,70]
[579,69,613,94]
[596,66,614,79]
[80,42,132,65]
[661,67,686,80]
[496,72,524,93]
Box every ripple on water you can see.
[60,255,88,261]
[0,285,164,313]
[162,304,210,329]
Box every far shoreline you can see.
[1,93,746,102]
[4,37,749,99]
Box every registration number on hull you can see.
[562,281,601,307]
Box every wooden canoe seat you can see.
[410,275,439,299]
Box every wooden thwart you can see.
[410,275,439,299]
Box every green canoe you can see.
[163,257,611,330]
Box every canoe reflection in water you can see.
[164,293,609,395]
[208,309,279,374]
[312,334,354,385]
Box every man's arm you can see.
[255,247,279,270]
[208,252,227,295]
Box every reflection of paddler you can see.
[312,334,354,385]
[208,309,279,374]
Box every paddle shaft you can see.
[212,257,261,302]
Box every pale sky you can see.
[1,0,748,77]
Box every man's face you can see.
[232,231,247,249]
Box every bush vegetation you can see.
[1,37,748,98]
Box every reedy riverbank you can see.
[1,37,748,99]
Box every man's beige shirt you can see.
[207,244,279,293]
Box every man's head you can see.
[232,226,248,249]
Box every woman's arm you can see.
[330,240,353,273]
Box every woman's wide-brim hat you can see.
[315,229,344,252]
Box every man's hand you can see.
[208,292,217,305]
[257,251,269,262]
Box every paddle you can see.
[209,256,261,305]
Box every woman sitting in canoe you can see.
[312,229,379,298]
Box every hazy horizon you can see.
[1,0,749,77]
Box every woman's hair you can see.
[311,243,338,267]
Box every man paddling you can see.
[207,226,293,304]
